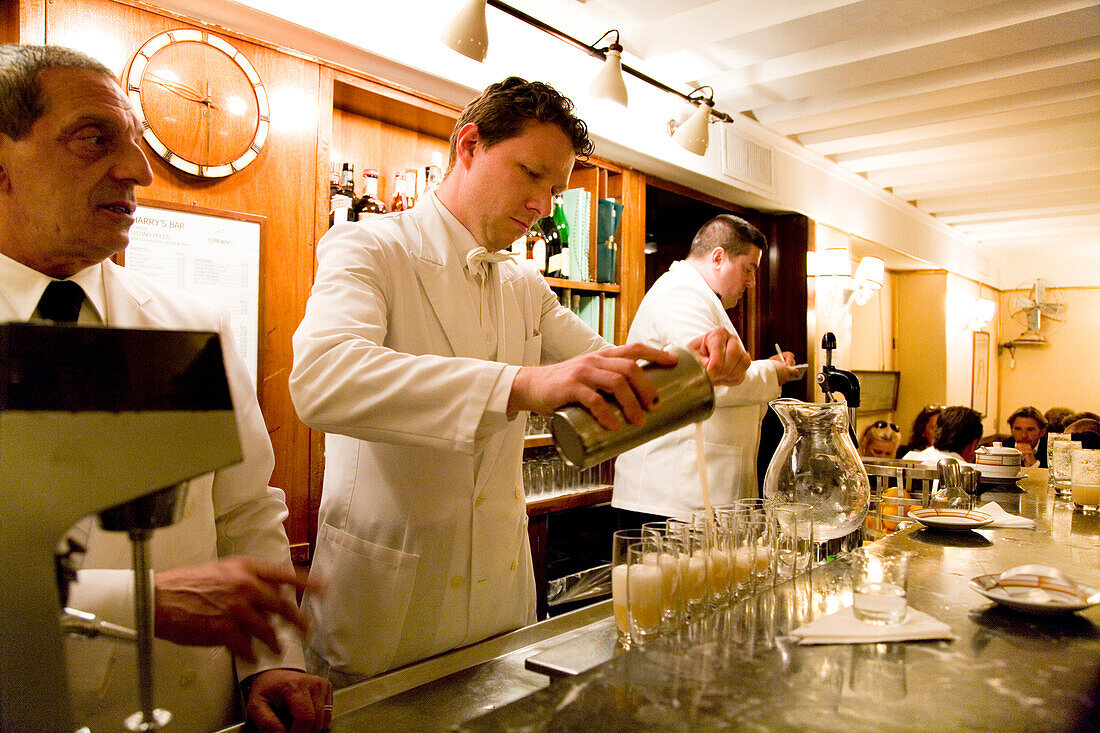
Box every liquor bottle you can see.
[527,224,547,274]
[423,151,444,195]
[542,214,563,278]
[391,171,412,212]
[340,163,355,197]
[551,195,571,280]
[330,162,354,226]
[353,168,388,218]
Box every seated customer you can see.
[902,406,983,465]
[859,421,901,458]
[896,405,941,459]
[1044,406,1076,435]
[1067,418,1100,449]
[1003,405,1047,468]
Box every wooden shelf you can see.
[544,278,621,294]
[526,486,613,516]
[524,434,555,448]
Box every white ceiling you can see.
[511,0,1100,265]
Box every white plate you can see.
[909,508,993,531]
[969,572,1100,615]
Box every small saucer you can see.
[969,567,1100,615]
[908,508,993,531]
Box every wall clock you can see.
[126,29,270,178]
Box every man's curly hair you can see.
[447,76,593,171]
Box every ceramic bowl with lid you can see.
[974,442,1023,478]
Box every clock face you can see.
[127,30,270,178]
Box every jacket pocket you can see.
[522,333,543,365]
[305,523,418,678]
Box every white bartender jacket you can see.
[290,195,605,680]
[613,261,781,518]
[0,257,303,732]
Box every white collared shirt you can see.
[426,193,502,360]
[0,250,107,325]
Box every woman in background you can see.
[860,421,901,458]
[896,406,941,459]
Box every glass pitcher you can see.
[763,398,870,541]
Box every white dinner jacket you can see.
[613,261,781,518]
[1,260,302,732]
[290,196,605,680]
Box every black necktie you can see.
[37,280,86,323]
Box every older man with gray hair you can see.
[0,43,330,732]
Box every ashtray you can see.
[908,507,993,531]
[969,565,1100,615]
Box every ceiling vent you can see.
[721,125,774,194]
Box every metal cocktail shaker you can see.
[549,346,716,469]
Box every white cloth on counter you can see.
[976,501,1036,529]
[791,606,956,645]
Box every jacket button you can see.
[450,574,465,589]
[475,493,485,506]
[515,486,522,500]
[510,560,518,571]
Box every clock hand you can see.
[144,73,221,110]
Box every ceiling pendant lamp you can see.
[588,32,628,106]
[441,0,489,62]
[671,96,713,156]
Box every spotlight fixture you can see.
[441,1,736,148]
[440,0,489,62]
[669,87,715,156]
[588,30,628,106]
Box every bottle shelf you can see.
[544,278,621,294]
[524,434,555,449]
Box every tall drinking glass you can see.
[769,502,814,582]
[626,544,665,645]
[1050,439,1082,498]
[612,529,660,648]
[1070,448,1100,513]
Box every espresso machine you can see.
[0,323,243,732]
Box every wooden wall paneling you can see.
[1,1,16,42]
[307,66,336,561]
[46,0,322,559]
[618,168,646,343]
[6,0,46,44]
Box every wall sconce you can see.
[844,256,884,306]
[441,0,735,154]
[967,297,996,331]
[809,252,884,308]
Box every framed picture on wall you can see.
[118,200,265,386]
[971,331,990,415]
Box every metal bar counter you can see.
[218,469,1100,731]
[456,468,1100,732]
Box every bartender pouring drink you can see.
[290,76,750,685]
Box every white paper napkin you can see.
[790,606,956,645]
[976,501,1035,529]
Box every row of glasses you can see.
[521,456,613,497]
[525,413,552,436]
[611,498,815,649]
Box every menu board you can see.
[125,202,263,386]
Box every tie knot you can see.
[466,246,513,278]
[37,280,86,323]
